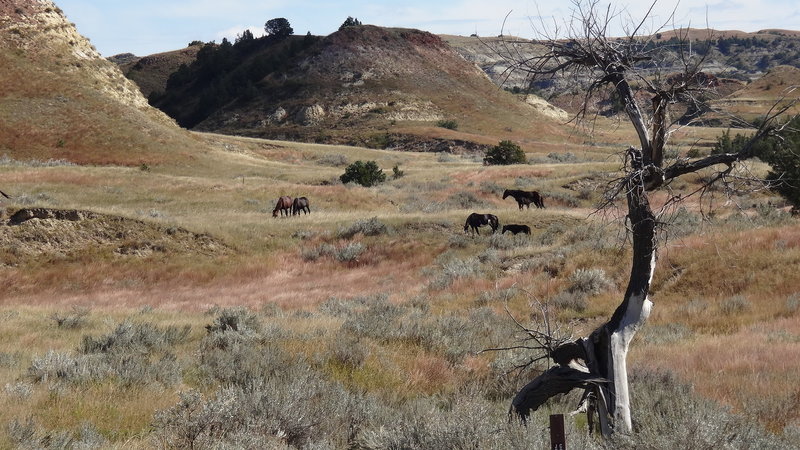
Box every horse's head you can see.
[502,190,510,199]
[272,209,279,217]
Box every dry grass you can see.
[1,126,798,445]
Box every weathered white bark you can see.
[608,271,654,432]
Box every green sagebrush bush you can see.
[484,140,527,165]
[340,160,387,187]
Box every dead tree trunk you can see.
[512,155,656,435]
[592,152,656,434]
[502,0,796,436]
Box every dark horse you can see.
[292,196,311,215]
[272,196,293,217]
[464,213,499,235]
[502,224,531,235]
[502,189,545,209]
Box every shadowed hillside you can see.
[0,0,208,166]
[116,45,203,100]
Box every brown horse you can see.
[464,213,499,235]
[503,189,545,209]
[272,196,293,217]
[292,197,311,215]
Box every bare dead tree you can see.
[499,0,799,437]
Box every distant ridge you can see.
[137,25,569,150]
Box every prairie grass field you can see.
[0,130,798,448]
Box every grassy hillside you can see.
[141,25,574,151]
[118,45,202,99]
[1,130,798,446]
[0,1,209,166]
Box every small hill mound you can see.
[147,25,569,149]
[116,45,203,99]
[0,0,208,166]
[1,207,232,265]
[730,65,800,99]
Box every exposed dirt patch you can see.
[0,207,232,265]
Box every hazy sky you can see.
[55,0,800,57]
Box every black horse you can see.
[292,197,311,215]
[502,189,545,209]
[502,224,531,235]
[464,213,499,235]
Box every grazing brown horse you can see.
[502,224,531,235]
[292,197,311,215]
[464,212,499,235]
[503,189,545,209]
[272,196,293,217]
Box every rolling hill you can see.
[134,25,573,151]
[0,0,209,166]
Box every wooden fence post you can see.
[550,414,566,450]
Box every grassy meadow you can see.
[0,130,798,448]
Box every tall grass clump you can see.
[488,232,530,250]
[301,243,337,261]
[338,297,507,363]
[49,306,90,329]
[7,418,107,450]
[606,369,792,449]
[317,153,349,167]
[786,293,799,315]
[719,295,751,315]
[428,256,482,289]
[447,191,487,209]
[550,290,588,312]
[337,217,389,239]
[568,268,614,295]
[153,368,374,449]
[335,242,364,263]
[28,320,189,387]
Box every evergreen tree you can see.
[340,161,386,187]
[339,16,362,30]
[484,140,527,165]
[265,18,293,38]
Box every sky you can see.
[55,0,800,57]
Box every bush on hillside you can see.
[713,119,800,209]
[436,119,459,130]
[340,160,386,187]
[484,140,526,165]
[339,16,362,30]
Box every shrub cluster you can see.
[340,160,386,187]
[28,320,189,387]
[337,217,389,239]
[484,140,527,165]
